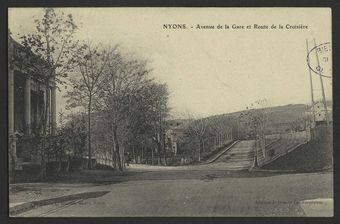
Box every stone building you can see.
[313,102,332,126]
[8,37,57,171]
[165,119,192,155]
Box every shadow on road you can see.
[10,190,110,216]
[13,167,333,187]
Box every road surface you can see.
[16,166,333,217]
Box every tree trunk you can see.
[121,145,125,169]
[163,132,167,166]
[40,153,46,179]
[202,139,205,153]
[66,155,70,172]
[47,140,50,163]
[152,147,154,165]
[141,143,144,163]
[198,140,201,162]
[112,127,123,171]
[88,96,92,169]
[40,84,50,180]
[57,152,62,174]
[112,149,117,170]
[157,141,161,165]
[132,145,135,163]
[219,132,221,146]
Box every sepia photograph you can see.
[7,7,333,217]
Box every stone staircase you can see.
[201,140,239,164]
[202,131,309,171]
[212,140,256,170]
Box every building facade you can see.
[165,119,192,155]
[8,37,57,171]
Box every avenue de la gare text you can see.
[163,23,309,30]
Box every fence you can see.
[96,153,114,168]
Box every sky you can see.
[8,8,332,118]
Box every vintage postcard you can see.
[8,7,332,217]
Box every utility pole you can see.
[306,39,316,127]
[313,38,329,126]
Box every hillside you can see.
[262,137,332,171]
[200,104,306,134]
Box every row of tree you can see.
[180,116,235,162]
[65,49,170,170]
[11,8,286,176]
[11,8,170,176]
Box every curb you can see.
[10,190,110,216]
[250,165,333,174]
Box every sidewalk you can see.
[10,182,94,205]
[10,186,110,216]
[9,169,123,216]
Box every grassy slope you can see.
[262,140,332,171]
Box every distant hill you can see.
[208,104,308,134]
[172,101,332,135]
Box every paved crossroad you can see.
[16,169,333,217]
[13,140,333,217]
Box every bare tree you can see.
[209,116,233,149]
[186,115,208,162]
[239,98,272,167]
[65,44,116,169]
[99,52,152,171]
[11,8,82,178]
[128,82,170,165]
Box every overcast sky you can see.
[9,8,332,118]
